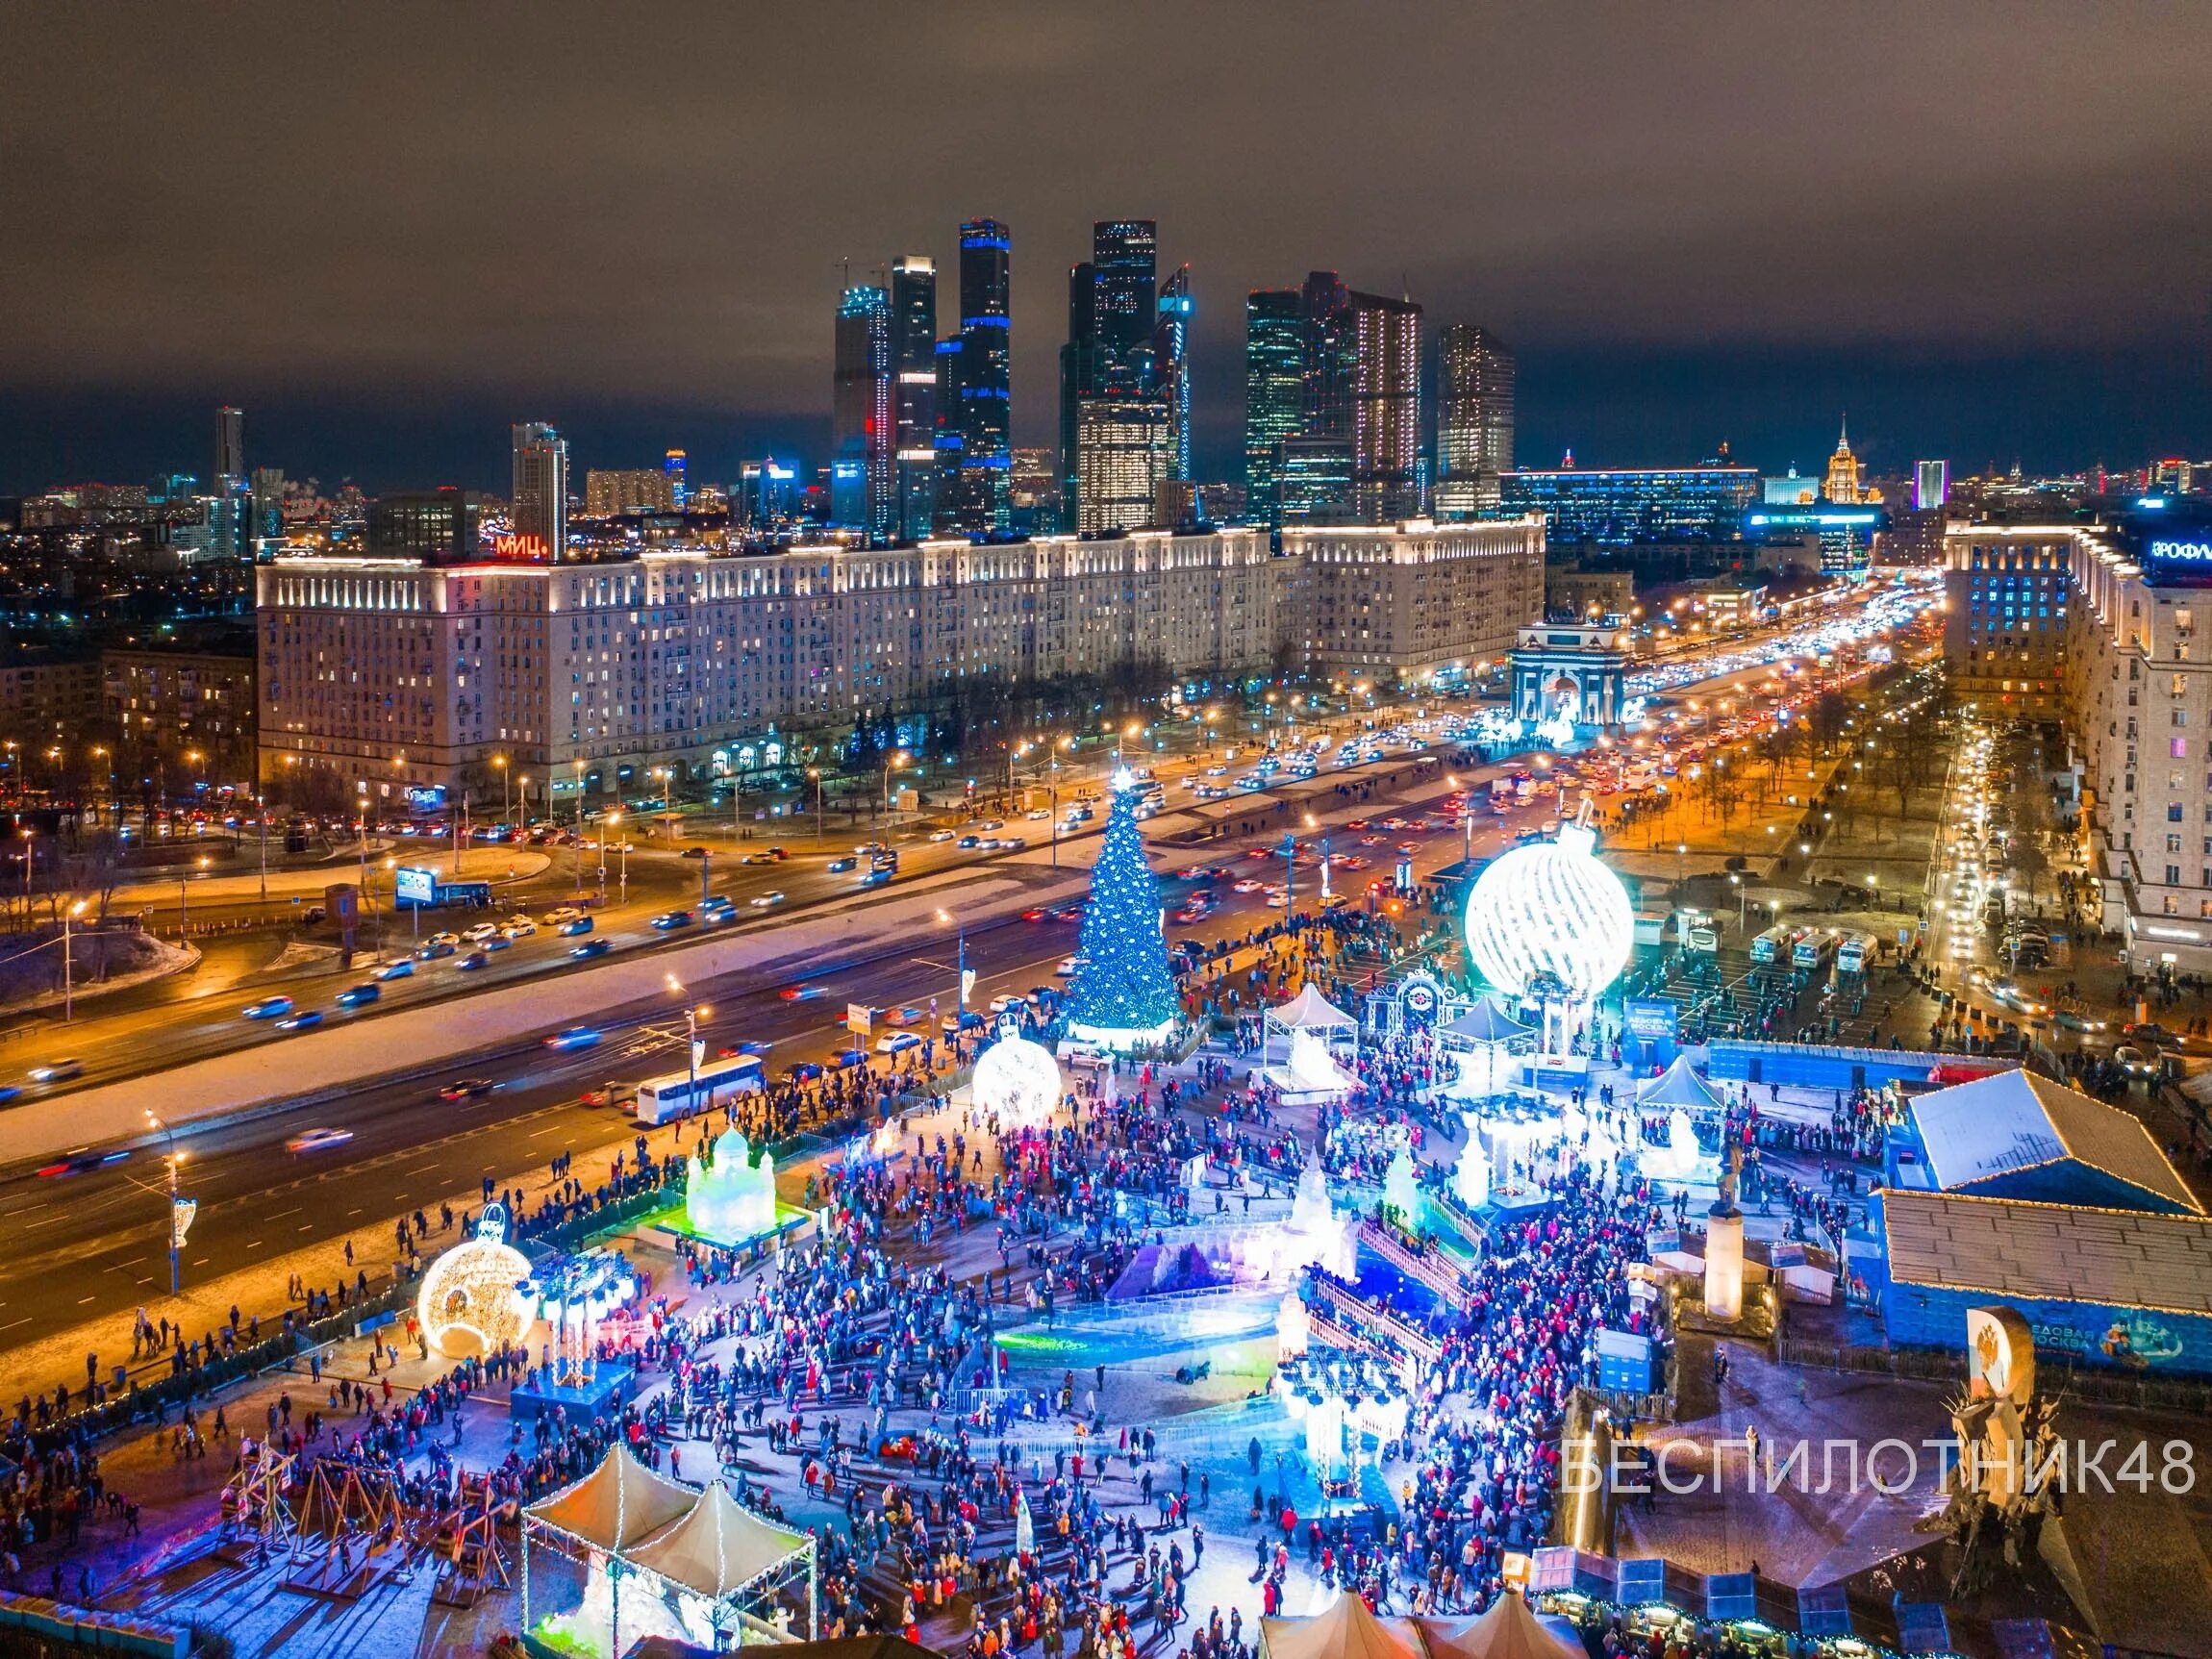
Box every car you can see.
[480,933,511,951]
[989,993,1023,1016]
[29,1060,84,1084]
[701,892,737,912]
[717,1040,774,1059]
[544,1026,603,1052]
[651,910,694,930]
[438,1077,494,1101]
[36,1147,132,1177]
[286,1127,355,1154]
[873,1032,922,1055]
[928,829,956,842]
[2114,1044,2156,1078]
[829,1047,867,1070]
[426,930,462,947]
[890,1006,925,1026]
[1055,956,1082,976]
[857,868,891,888]
[547,905,586,923]
[955,836,980,850]
[464,921,501,943]
[336,983,383,1008]
[1396,841,1420,855]
[941,1011,986,1035]
[558,916,596,936]
[742,852,777,866]
[455,950,490,971]
[748,891,785,908]
[242,996,295,1020]
[1232,878,1264,893]
[1021,907,1051,922]
[779,983,824,1001]
[416,940,457,961]
[827,856,858,872]
[373,958,415,981]
[783,1061,824,1083]
[501,919,538,940]
[999,836,1027,850]
[1052,903,1086,922]
[275,1010,325,1032]
[680,845,709,859]
[569,938,612,960]
[2124,1021,2182,1049]
[579,1086,629,1108]
[1360,834,1386,846]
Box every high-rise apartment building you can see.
[833,285,893,538]
[891,257,939,540]
[1153,264,1194,487]
[1075,398,1173,535]
[935,218,1013,537]
[510,421,568,559]
[1915,459,1949,511]
[1434,325,1515,520]
[1349,291,1422,523]
[583,468,677,515]
[1244,289,1306,528]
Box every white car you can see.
[286,1127,354,1154]
[873,1032,921,1055]
[501,918,538,939]
[1055,956,1082,976]
[1026,808,1050,820]
[928,829,956,842]
[989,993,1023,1015]
[749,891,786,908]
[546,906,586,924]
[464,921,501,943]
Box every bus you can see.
[634,1055,764,1125]
[1836,930,1877,976]
[1749,923,1797,966]
[1792,929,1838,971]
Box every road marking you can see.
[299,1224,314,1233]
[77,1295,94,1305]
[264,1207,300,1221]
[404,1163,440,1175]
[528,1125,563,1139]
[347,1208,363,1218]
[0,1318,27,1332]
[244,1241,262,1249]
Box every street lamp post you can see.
[63,899,84,1020]
[808,767,824,842]
[148,1114,187,1297]
[667,975,711,1098]
[573,760,587,893]
[493,754,510,824]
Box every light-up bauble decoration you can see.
[970,1031,1063,1128]
[417,1204,533,1358]
[687,1126,778,1242]
[1463,821,1633,1001]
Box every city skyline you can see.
[2,5,2206,494]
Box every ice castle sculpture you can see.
[687,1126,778,1242]
[1285,1028,1355,1095]
[1454,1116,1492,1209]
[1384,1147,1421,1225]
[1271,1163,1353,1278]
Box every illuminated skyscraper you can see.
[510,421,568,560]
[1059,259,1101,529]
[936,217,1012,536]
[1091,220,1157,362]
[891,257,938,540]
[1434,324,1515,520]
[1075,398,1173,535]
[214,405,245,486]
[1349,291,1422,523]
[1244,289,1306,528]
[1300,271,1355,440]
[833,284,892,537]
[1915,458,1949,511]
[1823,416,1863,504]
[1153,264,1194,486]
[664,449,688,511]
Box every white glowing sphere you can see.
[417,1235,534,1358]
[1463,822,1633,1001]
[971,1031,1063,1127]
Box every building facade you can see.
[1074,399,1173,535]
[1348,291,1422,524]
[1943,523,2072,716]
[1498,466,1759,544]
[582,470,677,516]
[832,285,893,538]
[935,219,1013,537]
[890,257,939,541]
[511,422,568,560]
[1243,289,1306,530]
[103,644,258,783]
[258,520,1544,795]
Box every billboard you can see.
[1624,997,1680,1040]
[2143,536,2212,587]
[393,866,438,907]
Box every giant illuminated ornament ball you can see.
[416,1203,534,1358]
[970,1029,1063,1128]
[1463,819,1633,1001]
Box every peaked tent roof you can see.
[1271,985,1357,1030]
[1441,997,1534,1044]
[523,1442,698,1553]
[1878,1188,2212,1318]
[625,1480,812,1603]
[1262,1589,1423,1659]
[1910,1068,2201,1213]
[1636,1053,1725,1110]
[1413,1593,1586,1659]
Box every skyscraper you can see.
[833,285,892,538]
[214,405,245,486]
[1091,220,1157,363]
[1244,289,1305,529]
[510,421,568,560]
[1153,264,1194,488]
[664,449,688,511]
[1075,398,1173,535]
[890,257,939,540]
[1434,324,1515,520]
[936,218,1012,536]
[1824,417,1863,504]
[1915,458,1949,511]
[1059,259,1101,529]
[1300,272,1355,440]
[1349,291,1422,523]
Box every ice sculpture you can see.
[1384,1147,1420,1224]
[1453,1119,1492,1209]
[687,1126,778,1241]
[1285,1027,1354,1095]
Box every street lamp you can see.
[807,767,824,842]
[492,754,510,823]
[666,974,712,1098]
[882,751,909,817]
[63,899,85,1020]
[147,1113,188,1297]
[572,759,588,893]
[936,908,969,1012]
[603,810,627,903]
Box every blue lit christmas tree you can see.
[1067,768,1179,1047]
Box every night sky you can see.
[3,3,2206,496]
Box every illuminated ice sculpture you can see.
[1285,1028,1355,1095]
[417,1203,534,1358]
[971,1030,1063,1129]
[687,1126,778,1243]
[1463,817,1633,1003]
[1271,1163,1354,1278]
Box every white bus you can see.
[1749,923,1797,966]
[635,1055,764,1124]
[1836,930,1877,976]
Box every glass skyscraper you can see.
[833,285,892,538]
[1091,220,1157,363]
[1434,324,1515,520]
[1153,264,1193,488]
[1349,291,1422,523]
[1244,289,1305,528]
[891,257,938,540]
[936,218,1013,536]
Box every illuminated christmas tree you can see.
[1067,769,1179,1048]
